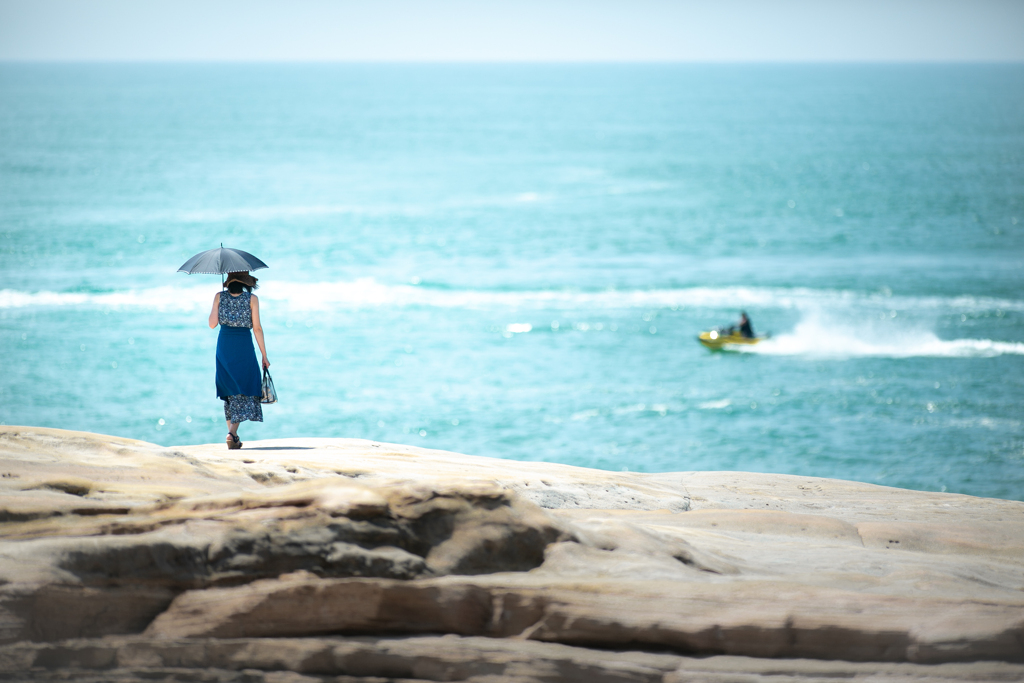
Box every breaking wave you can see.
[2,279,1023,315]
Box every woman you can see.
[208,271,269,449]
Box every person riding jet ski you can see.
[722,312,754,338]
[738,312,754,338]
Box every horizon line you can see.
[2,58,1024,65]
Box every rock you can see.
[0,583,176,644]
[144,577,495,639]
[553,517,739,576]
[3,634,1023,682]
[143,574,1024,663]
[0,460,569,644]
[2,425,1024,681]
[517,581,1024,664]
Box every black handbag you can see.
[261,367,278,404]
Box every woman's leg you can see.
[225,396,241,448]
[225,419,241,448]
[223,398,241,447]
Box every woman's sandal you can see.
[226,433,242,450]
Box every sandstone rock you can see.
[856,519,1024,557]
[0,583,176,644]
[2,426,1024,680]
[555,517,739,575]
[143,574,1024,664]
[145,577,495,639]
[550,506,1024,601]
[519,580,1024,664]
[3,635,1023,682]
[0,446,570,644]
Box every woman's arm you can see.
[208,293,220,329]
[251,295,269,368]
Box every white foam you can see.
[743,317,1024,359]
[264,281,1024,314]
[698,399,732,409]
[0,285,210,311]
[2,280,1022,317]
[3,281,1022,357]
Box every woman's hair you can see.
[223,271,258,293]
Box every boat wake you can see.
[742,318,1024,359]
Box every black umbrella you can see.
[178,245,268,276]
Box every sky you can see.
[0,0,1022,62]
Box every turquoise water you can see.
[1,64,1023,499]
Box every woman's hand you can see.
[262,356,270,369]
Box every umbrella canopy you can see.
[177,246,268,275]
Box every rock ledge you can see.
[1,427,1022,681]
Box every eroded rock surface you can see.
[5,634,1023,683]
[142,574,1024,663]
[1,426,1022,681]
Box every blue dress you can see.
[216,291,263,424]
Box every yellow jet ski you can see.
[698,328,769,350]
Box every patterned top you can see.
[219,291,253,328]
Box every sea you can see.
[1,64,1022,500]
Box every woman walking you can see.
[208,271,269,449]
